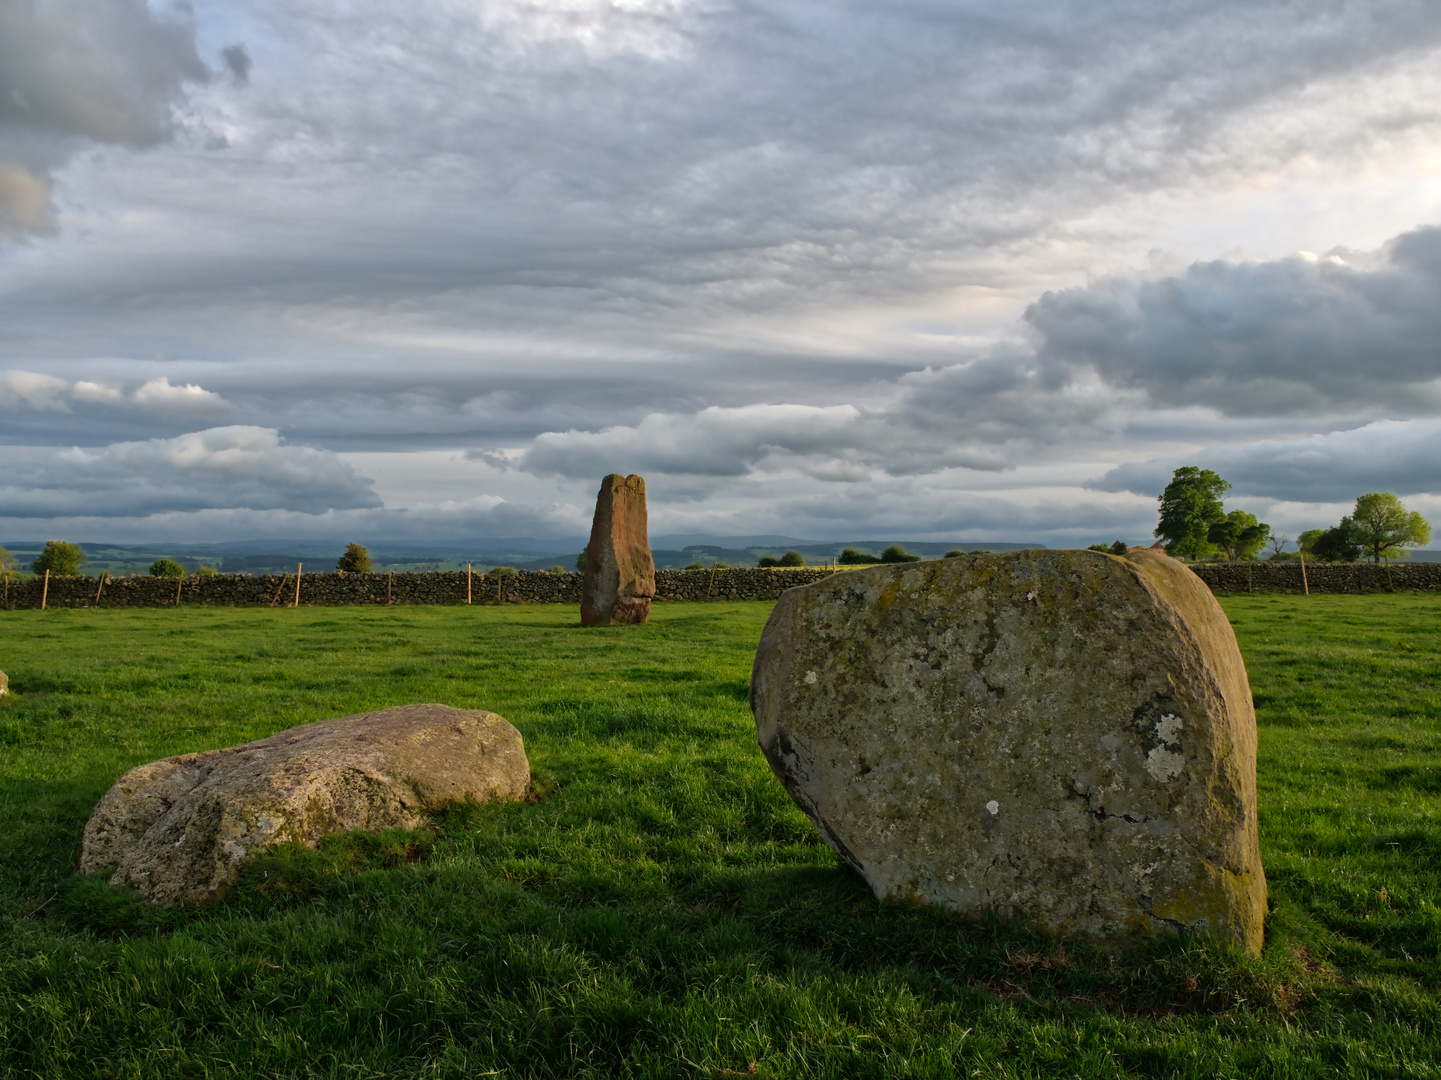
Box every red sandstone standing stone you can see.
[581,474,655,625]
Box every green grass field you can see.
[1,595,1438,1078]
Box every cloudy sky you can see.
[4,0,1441,547]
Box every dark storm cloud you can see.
[0,0,210,236]
[1027,227,1441,416]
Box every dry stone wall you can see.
[1186,561,1441,594]
[0,566,840,609]
[4,560,1436,610]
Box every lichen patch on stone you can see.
[1145,746,1187,782]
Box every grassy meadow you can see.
[0,594,1439,1078]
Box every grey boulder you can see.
[750,549,1266,951]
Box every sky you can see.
[3,0,1441,549]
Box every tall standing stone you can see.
[750,549,1266,952]
[581,474,655,626]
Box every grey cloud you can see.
[517,404,864,478]
[498,348,1127,481]
[1027,226,1441,416]
[0,426,379,517]
[0,370,231,428]
[221,44,251,86]
[10,2,1441,316]
[0,495,589,543]
[1090,419,1441,503]
[0,0,208,236]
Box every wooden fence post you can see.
[293,563,302,607]
[269,574,290,607]
[468,563,472,605]
[174,575,184,606]
[387,570,393,604]
[41,569,49,611]
[94,573,107,605]
[1299,553,1309,596]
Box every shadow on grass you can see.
[688,864,1311,1021]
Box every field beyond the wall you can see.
[1,597,1439,1078]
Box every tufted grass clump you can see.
[0,595,1439,1076]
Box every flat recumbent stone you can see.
[749,549,1266,952]
[80,703,530,905]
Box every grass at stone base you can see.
[0,597,1436,1079]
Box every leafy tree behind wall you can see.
[32,540,86,576]
[1350,493,1432,563]
[149,559,186,579]
[1208,510,1271,561]
[1154,467,1230,559]
[337,542,373,574]
[1310,520,1362,562]
[0,546,19,581]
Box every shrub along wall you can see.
[4,559,1438,610]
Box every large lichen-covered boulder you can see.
[581,473,655,626]
[80,704,530,905]
[750,549,1266,952]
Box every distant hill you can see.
[1,535,1049,576]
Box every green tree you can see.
[0,545,20,581]
[757,555,780,567]
[1296,529,1326,556]
[149,558,186,578]
[879,545,921,563]
[778,550,805,567]
[943,549,965,558]
[838,548,880,565]
[1311,520,1362,562]
[1350,492,1432,563]
[1154,467,1230,559]
[337,542,373,574]
[32,540,86,576]
[1207,510,1271,561]
[575,548,587,572]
